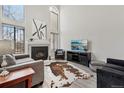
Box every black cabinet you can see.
[67,51,91,67]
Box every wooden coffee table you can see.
[0,68,35,88]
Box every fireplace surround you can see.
[31,46,48,60]
[28,40,49,60]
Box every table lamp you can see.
[0,40,14,77]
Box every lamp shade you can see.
[0,40,14,56]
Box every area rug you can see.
[45,60,93,88]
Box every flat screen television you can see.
[71,40,88,51]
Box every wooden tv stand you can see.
[67,50,91,67]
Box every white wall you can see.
[24,5,50,53]
[25,5,50,40]
[60,6,124,61]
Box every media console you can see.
[67,50,91,67]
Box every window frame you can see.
[0,5,26,54]
[50,10,60,51]
[2,23,25,54]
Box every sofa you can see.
[97,58,124,88]
[3,54,44,88]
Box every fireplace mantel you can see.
[28,40,49,45]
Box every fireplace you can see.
[28,40,49,60]
[31,46,48,60]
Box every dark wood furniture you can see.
[97,58,124,88]
[67,50,91,67]
[0,68,35,88]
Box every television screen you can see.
[71,40,88,51]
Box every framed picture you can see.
[32,19,47,40]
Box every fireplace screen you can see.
[31,46,48,60]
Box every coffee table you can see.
[0,68,35,88]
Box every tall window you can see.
[2,24,25,54]
[50,12,59,51]
[49,6,59,58]
[1,5,25,54]
[2,5,24,21]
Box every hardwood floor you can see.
[38,60,96,88]
[69,62,96,88]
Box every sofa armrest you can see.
[6,60,44,87]
[6,60,42,70]
[105,63,124,72]
[97,67,124,88]
[107,58,124,67]
[97,67,124,76]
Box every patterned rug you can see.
[44,60,93,88]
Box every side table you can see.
[0,68,35,88]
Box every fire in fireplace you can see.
[31,46,48,60]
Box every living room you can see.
[0,2,124,90]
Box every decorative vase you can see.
[0,55,9,77]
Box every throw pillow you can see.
[6,54,16,66]
[0,54,16,68]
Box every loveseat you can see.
[4,54,44,88]
[97,58,124,88]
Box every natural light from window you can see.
[2,5,24,21]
